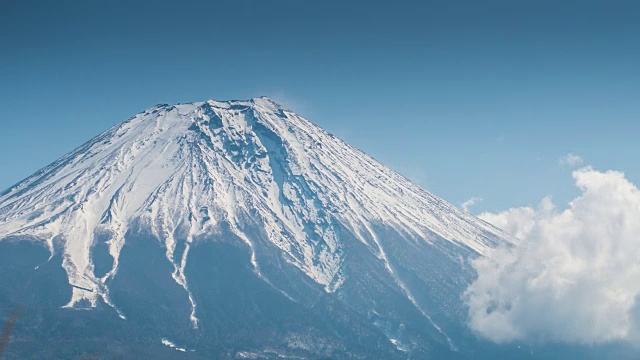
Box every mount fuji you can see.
[0,97,519,359]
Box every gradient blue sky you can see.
[1,0,639,213]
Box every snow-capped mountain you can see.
[0,97,517,359]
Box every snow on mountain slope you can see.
[0,97,514,324]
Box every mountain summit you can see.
[0,98,514,358]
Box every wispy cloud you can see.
[461,197,483,212]
[558,153,584,167]
[466,166,640,344]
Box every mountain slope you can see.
[0,97,516,358]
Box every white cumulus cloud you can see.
[465,166,640,344]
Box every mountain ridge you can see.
[0,97,516,358]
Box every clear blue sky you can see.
[1,0,639,213]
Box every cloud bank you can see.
[465,166,640,344]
